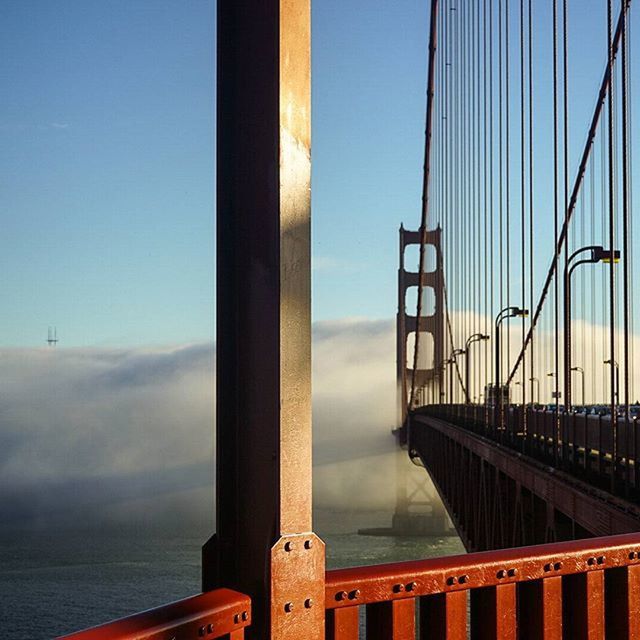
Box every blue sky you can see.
[1,1,638,348]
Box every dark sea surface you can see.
[0,510,464,639]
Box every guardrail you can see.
[325,532,640,638]
[421,404,639,496]
[58,533,640,638]
[58,588,251,640]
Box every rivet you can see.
[284,602,294,613]
[304,539,313,549]
[305,598,313,608]
[447,576,458,586]
[336,591,348,601]
[242,611,249,622]
[349,589,360,600]
[207,623,215,633]
[393,583,405,593]
[406,582,417,592]
[459,574,469,584]
[497,569,507,579]
[629,551,639,560]
[284,541,294,552]
[587,557,596,566]
[554,562,563,571]
[507,568,517,578]
[234,614,240,624]
[597,556,605,565]
[544,563,553,572]
[199,627,206,637]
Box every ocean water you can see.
[0,510,464,639]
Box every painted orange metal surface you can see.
[323,532,640,639]
[59,532,640,638]
[412,411,640,549]
[57,588,250,640]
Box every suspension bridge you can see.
[60,0,640,638]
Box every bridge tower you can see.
[397,224,444,428]
[392,224,448,536]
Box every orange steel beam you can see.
[324,532,640,639]
[57,589,251,640]
[412,413,640,543]
[203,1,324,638]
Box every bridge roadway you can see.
[410,405,640,552]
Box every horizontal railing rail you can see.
[57,588,251,640]
[57,533,640,638]
[325,532,640,638]
[420,404,640,497]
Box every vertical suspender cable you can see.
[520,0,527,416]
[607,0,617,490]
[620,0,631,490]
[528,0,535,407]
[552,0,560,464]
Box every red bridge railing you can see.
[421,404,640,496]
[58,588,251,640]
[61,533,640,639]
[325,532,640,638]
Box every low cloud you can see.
[0,319,415,532]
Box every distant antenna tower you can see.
[47,326,59,347]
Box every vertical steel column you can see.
[203,2,325,639]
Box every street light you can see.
[514,381,523,406]
[603,359,619,412]
[564,245,619,409]
[451,348,466,403]
[571,366,585,408]
[463,333,490,404]
[547,372,556,406]
[494,307,529,406]
[439,358,454,404]
[529,377,540,405]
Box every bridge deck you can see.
[411,406,640,551]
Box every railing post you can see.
[204,2,325,638]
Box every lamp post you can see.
[494,307,529,430]
[494,307,529,403]
[440,358,454,404]
[464,333,490,404]
[529,377,540,405]
[564,245,619,409]
[514,381,523,406]
[451,348,466,404]
[571,366,585,408]
[547,371,556,405]
[603,359,619,413]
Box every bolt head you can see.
[406,582,417,592]
[242,611,249,622]
[284,541,294,552]
[304,598,313,608]
[284,602,294,613]
[304,539,313,549]
[349,589,360,600]
[336,591,348,601]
